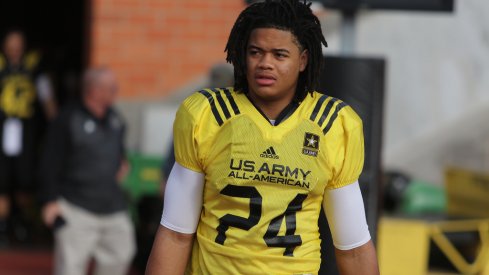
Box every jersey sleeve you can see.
[328,106,365,189]
[173,99,204,173]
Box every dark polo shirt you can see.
[40,101,127,214]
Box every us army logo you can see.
[302,132,319,157]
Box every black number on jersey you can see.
[263,193,307,256]
[215,185,262,245]
[215,184,308,257]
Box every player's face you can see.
[246,28,308,110]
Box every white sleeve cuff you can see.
[160,217,197,235]
[333,233,371,251]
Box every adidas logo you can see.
[260,146,279,159]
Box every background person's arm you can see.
[39,108,69,226]
[36,74,57,120]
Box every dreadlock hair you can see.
[225,0,327,101]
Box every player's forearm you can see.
[334,240,379,275]
[146,225,194,275]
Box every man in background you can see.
[40,67,135,275]
[0,29,56,246]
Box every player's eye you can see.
[275,52,288,59]
[248,49,260,56]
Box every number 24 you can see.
[215,184,307,257]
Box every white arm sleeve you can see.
[35,74,54,103]
[160,162,205,234]
[322,181,371,250]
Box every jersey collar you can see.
[245,94,300,126]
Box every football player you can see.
[147,0,379,274]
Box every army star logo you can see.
[303,132,319,150]
[302,132,319,157]
[307,137,317,147]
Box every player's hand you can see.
[42,201,61,227]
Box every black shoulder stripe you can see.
[322,102,348,135]
[309,94,329,121]
[211,89,231,119]
[317,97,339,127]
[223,88,240,115]
[199,90,223,126]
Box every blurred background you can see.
[1,0,489,274]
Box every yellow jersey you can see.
[173,88,364,275]
[0,51,41,119]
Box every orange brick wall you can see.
[89,0,245,98]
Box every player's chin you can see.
[249,86,282,101]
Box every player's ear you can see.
[299,49,308,72]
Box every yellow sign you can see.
[445,167,489,218]
[378,218,430,275]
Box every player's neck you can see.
[248,93,294,120]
